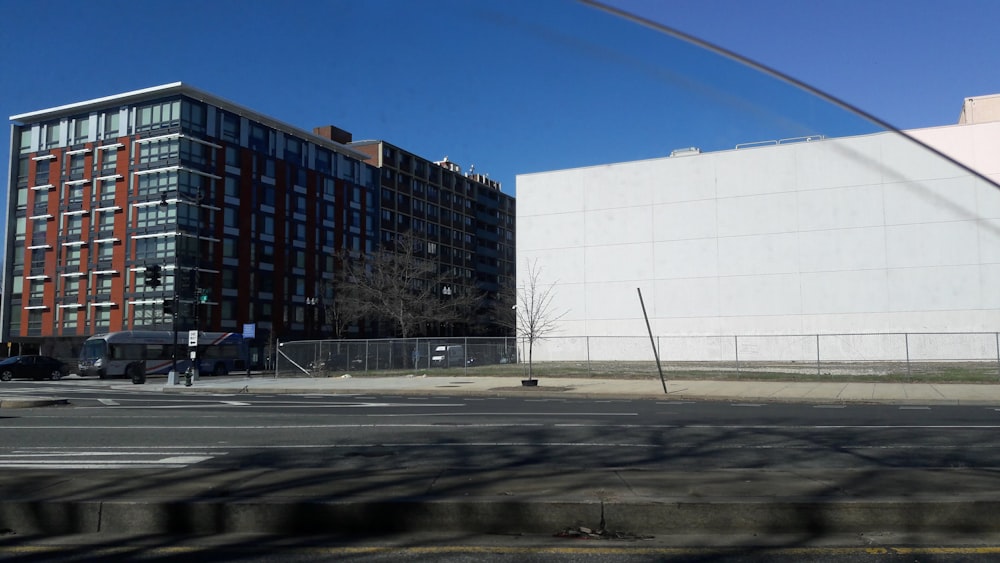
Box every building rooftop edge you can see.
[9,82,371,162]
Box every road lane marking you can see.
[0,448,218,469]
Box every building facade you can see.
[350,141,515,334]
[516,99,1000,361]
[3,83,513,360]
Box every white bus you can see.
[78,330,247,382]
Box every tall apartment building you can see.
[350,140,515,334]
[3,83,513,360]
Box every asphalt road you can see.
[2,379,1000,472]
[5,379,1000,560]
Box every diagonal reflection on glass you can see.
[454,0,1000,366]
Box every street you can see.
[4,378,1000,561]
[2,378,1000,472]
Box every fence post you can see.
[734,335,740,378]
[274,338,279,379]
[816,334,821,378]
[587,336,591,373]
[905,333,911,379]
[365,339,370,374]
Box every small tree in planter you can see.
[514,259,566,385]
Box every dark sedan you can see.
[0,355,68,381]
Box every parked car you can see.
[431,345,475,368]
[0,355,69,381]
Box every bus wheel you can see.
[212,363,228,377]
[128,363,146,385]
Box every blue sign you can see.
[243,323,256,339]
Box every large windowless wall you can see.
[516,123,1000,360]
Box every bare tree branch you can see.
[515,259,567,380]
[337,232,482,338]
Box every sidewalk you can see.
[153,372,1000,405]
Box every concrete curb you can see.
[156,383,1000,406]
[6,498,1000,536]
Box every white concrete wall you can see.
[516,123,1000,361]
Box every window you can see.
[134,236,174,262]
[224,207,238,228]
[45,122,61,148]
[224,175,240,197]
[134,204,173,230]
[73,118,89,143]
[63,215,83,237]
[99,178,116,203]
[225,145,240,167]
[19,129,32,152]
[27,311,43,334]
[181,101,207,133]
[96,242,114,263]
[101,149,117,173]
[136,99,181,132]
[68,154,86,178]
[103,111,120,139]
[62,246,81,268]
[35,159,50,184]
[67,183,85,204]
[61,307,78,331]
[95,275,113,294]
[261,183,275,206]
[94,307,111,330]
[220,112,240,142]
[316,149,331,175]
[138,138,180,165]
[136,169,177,197]
[249,123,267,152]
[180,138,210,167]
[29,280,45,300]
[223,236,237,258]
[97,210,115,234]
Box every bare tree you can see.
[514,259,566,381]
[321,269,370,339]
[339,232,481,339]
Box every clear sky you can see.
[2,0,997,205]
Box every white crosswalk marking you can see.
[0,448,221,469]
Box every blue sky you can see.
[2,0,998,203]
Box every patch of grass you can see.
[298,360,1000,384]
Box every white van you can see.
[431,345,467,368]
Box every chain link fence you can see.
[271,332,1000,381]
[273,337,519,377]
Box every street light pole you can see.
[160,190,204,386]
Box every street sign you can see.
[188,330,199,348]
[243,323,256,339]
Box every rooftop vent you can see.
[670,147,701,157]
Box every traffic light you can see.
[146,265,161,288]
[198,288,209,303]
[163,299,174,315]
